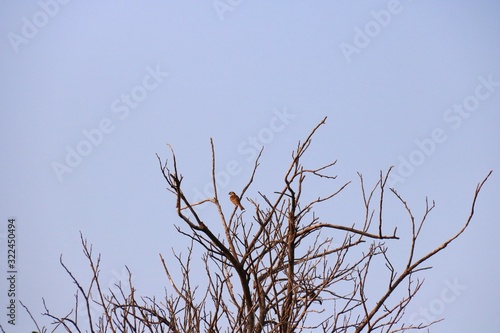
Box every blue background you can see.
[1,1,499,331]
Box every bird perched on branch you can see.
[229,191,245,210]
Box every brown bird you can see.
[229,191,245,210]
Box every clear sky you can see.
[1,1,499,332]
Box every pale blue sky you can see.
[1,1,499,332]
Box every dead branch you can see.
[30,118,491,333]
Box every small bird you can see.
[229,191,245,210]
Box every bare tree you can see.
[19,117,491,333]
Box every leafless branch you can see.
[29,118,491,333]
